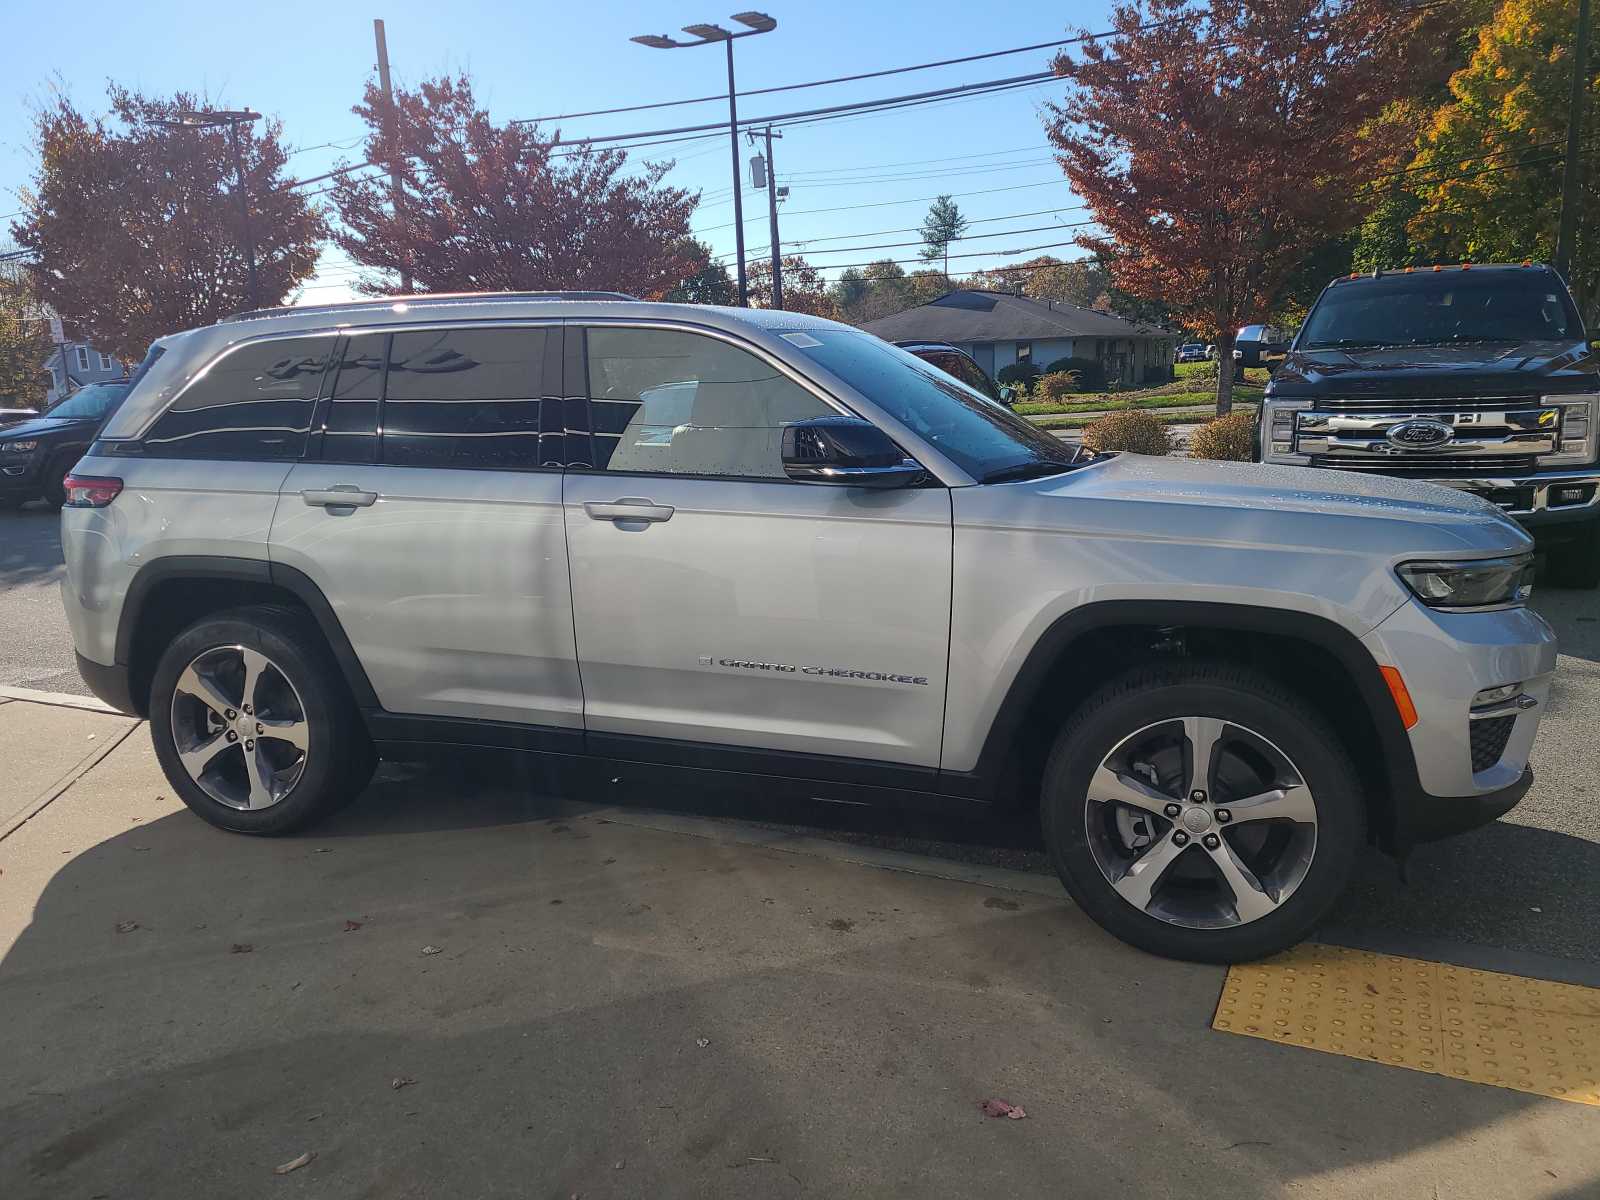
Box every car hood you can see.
[0,416,84,440]
[1271,340,1596,397]
[988,451,1530,560]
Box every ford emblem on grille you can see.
[1385,418,1455,451]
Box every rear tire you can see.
[149,604,375,834]
[42,451,76,509]
[1542,518,1600,589]
[1041,661,1364,963]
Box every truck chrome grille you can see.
[1292,396,1564,471]
[1311,454,1538,475]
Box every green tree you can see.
[664,240,736,305]
[919,194,968,278]
[1406,0,1599,319]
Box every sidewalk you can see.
[2,695,1596,1199]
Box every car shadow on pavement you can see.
[0,507,67,591]
[4,764,1594,1199]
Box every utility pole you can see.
[227,121,261,311]
[723,37,748,306]
[1554,0,1592,281]
[750,126,783,310]
[374,19,412,294]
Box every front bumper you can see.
[1362,598,1557,846]
[74,652,140,715]
[0,459,43,496]
[1426,468,1600,529]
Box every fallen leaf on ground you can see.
[115,921,139,934]
[695,1037,710,1048]
[1364,983,1379,995]
[342,919,363,932]
[131,846,150,852]
[230,943,253,954]
[391,1076,416,1090]
[314,847,333,854]
[980,1098,1027,1120]
[273,1151,314,1175]
[420,945,442,956]
[613,1160,625,1170]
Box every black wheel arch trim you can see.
[945,599,1425,840]
[114,555,380,712]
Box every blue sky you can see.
[2,0,1118,302]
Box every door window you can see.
[583,327,832,478]
[383,327,555,469]
[321,333,384,464]
[143,336,330,459]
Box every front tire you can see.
[1041,662,1364,963]
[149,605,374,834]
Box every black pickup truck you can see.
[1256,263,1599,587]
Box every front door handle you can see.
[584,498,674,524]
[302,486,379,508]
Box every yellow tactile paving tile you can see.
[1213,943,1600,1106]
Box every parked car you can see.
[1234,324,1294,368]
[63,293,1554,963]
[1257,263,1599,587]
[1175,343,1208,364]
[1,406,38,426]
[0,381,130,509]
[894,340,1016,407]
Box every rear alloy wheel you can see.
[1042,663,1364,963]
[150,605,373,834]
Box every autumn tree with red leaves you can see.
[12,88,323,361]
[1046,1,1449,413]
[330,75,702,299]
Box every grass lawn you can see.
[1015,388,1264,415]
[1030,403,1258,430]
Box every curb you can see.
[0,685,121,715]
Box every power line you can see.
[692,179,1075,233]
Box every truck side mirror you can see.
[782,416,925,488]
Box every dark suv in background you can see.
[1257,264,1599,586]
[895,341,1016,408]
[0,381,130,509]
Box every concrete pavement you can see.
[2,698,1598,1199]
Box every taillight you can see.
[62,474,123,508]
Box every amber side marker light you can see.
[1380,666,1419,729]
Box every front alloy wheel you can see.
[1087,716,1317,930]
[170,645,310,810]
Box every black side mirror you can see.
[781,416,925,488]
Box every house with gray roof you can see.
[862,289,1177,386]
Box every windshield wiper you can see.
[981,459,1079,485]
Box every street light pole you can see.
[153,109,263,310]
[631,13,777,307]
[1553,0,1592,281]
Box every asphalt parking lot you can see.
[3,503,1599,1197]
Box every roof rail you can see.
[219,290,639,324]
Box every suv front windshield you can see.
[44,381,130,422]
[786,330,1085,482]
[1299,272,1582,349]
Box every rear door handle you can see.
[584,498,674,524]
[302,486,379,508]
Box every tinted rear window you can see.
[143,337,329,460]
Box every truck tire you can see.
[1040,661,1364,964]
[149,604,375,835]
[1542,518,1600,590]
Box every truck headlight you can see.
[1,440,39,454]
[1397,554,1534,610]
[1259,398,1310,464]
[1544,393,1597,465]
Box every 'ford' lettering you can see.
[1385,419,1455,451]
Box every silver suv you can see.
[59,294,1557,962]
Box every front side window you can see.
[143,337,329,460]
[584,327,833,478]
[322,334,384,464]
[382,327,554,469]
[788,329,1084,482]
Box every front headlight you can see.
[1,440,39,454]
[1397,554,1534,610]
[1259,398,1310,464]
[1544,392,1597,465]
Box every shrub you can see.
[1038,370,1081,402]
[1188,410,1257,461]
[996,361,1042,387]
[1043,356,1105,390]
[1082,409,1172,456]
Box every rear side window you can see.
[321,334,384,464]
[382,327,554,469]
[583,327,832,478]
[144,337,330,459]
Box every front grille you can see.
[1470,716,1516,773]
[1318,395,1544,413]
[1311,454,1538,476]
